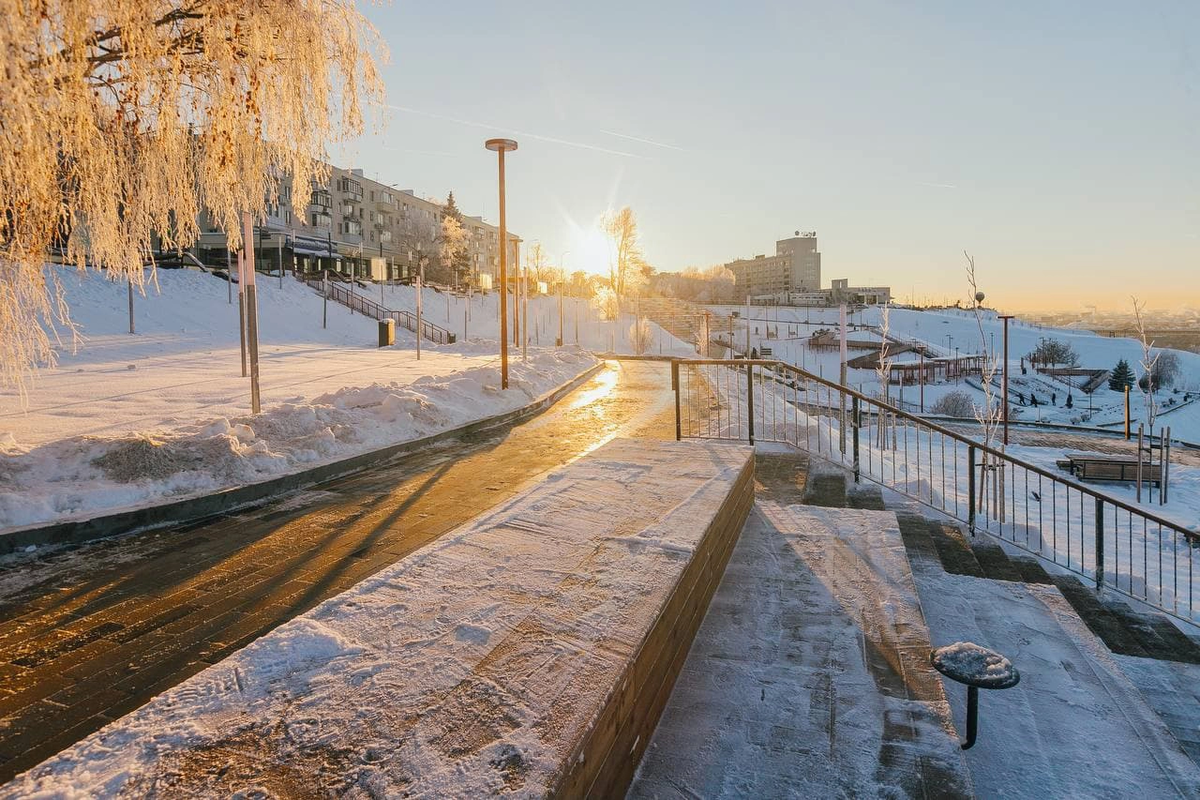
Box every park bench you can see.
[1055,452,1159,486]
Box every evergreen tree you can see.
[443,191,463,224]
[1109,358,1135,391]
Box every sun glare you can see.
[574,227,613,277]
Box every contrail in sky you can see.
[598,129,685,151]
[387,104,644,159]
[919,182,958,189]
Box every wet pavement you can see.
[0,359,676,782]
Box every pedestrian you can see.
[1030,392,1039,407]
[1066,394,1073,409]
[1051,392,1057,406]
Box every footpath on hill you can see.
[0,359,677,783]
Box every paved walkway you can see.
[0,360,676,782]
[945,424,1200,466]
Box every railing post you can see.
[852,395,861,484]
[672,361,681,441]
[746,363,755,445]
[1095,496,1104,590]
[968,445,977,534]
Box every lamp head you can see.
[485,138,518,152]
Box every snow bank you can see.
[0,348,597,533]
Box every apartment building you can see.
[725,232,821,301]
[194,165,520,288]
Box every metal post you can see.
[1161,428,1170,505]
[744,363,756,444]
[278,235,283,289]
[322,269,328,329]
[237,250,247,377]
[1095,496,1105,588]
[920,351,925,413]
[1137,424,1144,502]
[241,212,262,414]
[416,269,423,361]
[968,445,977,533]
[852,395,861,484]
[1000,315,1013,445]
[672,361,681,441]
[127,280,135,334]
[963,686,979,750]
[1125,386,1131,440]
[522,264,528,362]
[226,246,233,305]
[839,303,848,455]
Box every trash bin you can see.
[378,318,395,347]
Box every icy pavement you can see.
[629,503,972,798]
[1,438,752,797]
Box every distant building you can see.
[725,232,821,301]
[193,164,519,288]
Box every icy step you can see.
[629,503,974,798]
[913,561,1200,796]
[1,438,755,798]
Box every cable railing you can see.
[671,358,1198,626]
[298,273,456,344]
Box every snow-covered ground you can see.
[706,304,1200,442]
[0,268,603,533]
[0,439,751,797]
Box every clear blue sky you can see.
[338,0,1200,312]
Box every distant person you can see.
[1030,392,1039,407]
[751,347,759,359]
[1066,394,1073,409]
[1016,392,1026,406]
[1051,392,1057,406]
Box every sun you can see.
[573,227,613,278]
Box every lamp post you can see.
[485,138,517,389]
[558,250,570,347]
[998,314,1014,445]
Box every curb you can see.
[0,362,605,555]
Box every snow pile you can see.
[2,439,752,797]
[0,348,597,532]
[931,641,1019,687]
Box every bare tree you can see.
[601,207,645,297]
[966,252,1004,521]
[1132,296,1160,435]
[1,1,385,388]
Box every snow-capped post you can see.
[241,211,262,414]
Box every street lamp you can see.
[998,314,1015,445]
[485,138,517,389]
[558,250,570,347]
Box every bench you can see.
[1055,453,1160,486]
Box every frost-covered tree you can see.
[436,214,469,286]
[0,0,385,388]
[602,206,646,298]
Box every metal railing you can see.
[299,273,456,344]
[672,358,1199,625]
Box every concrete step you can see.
[912,554,1200,795]
[630,503,974,798]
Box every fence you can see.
[671,358,1198,626]
[298,274,455,344]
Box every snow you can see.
[630,503,972,798]
[706,304,1200,442]
[930,642,1018,687]
[914,562,1200,796]
[0,267,599,534]
[1,438,752,798]
[688,359,1200,623]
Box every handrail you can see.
[673,358,1195,540]
[304,274,456,344]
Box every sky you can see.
[336,0,1200,313]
